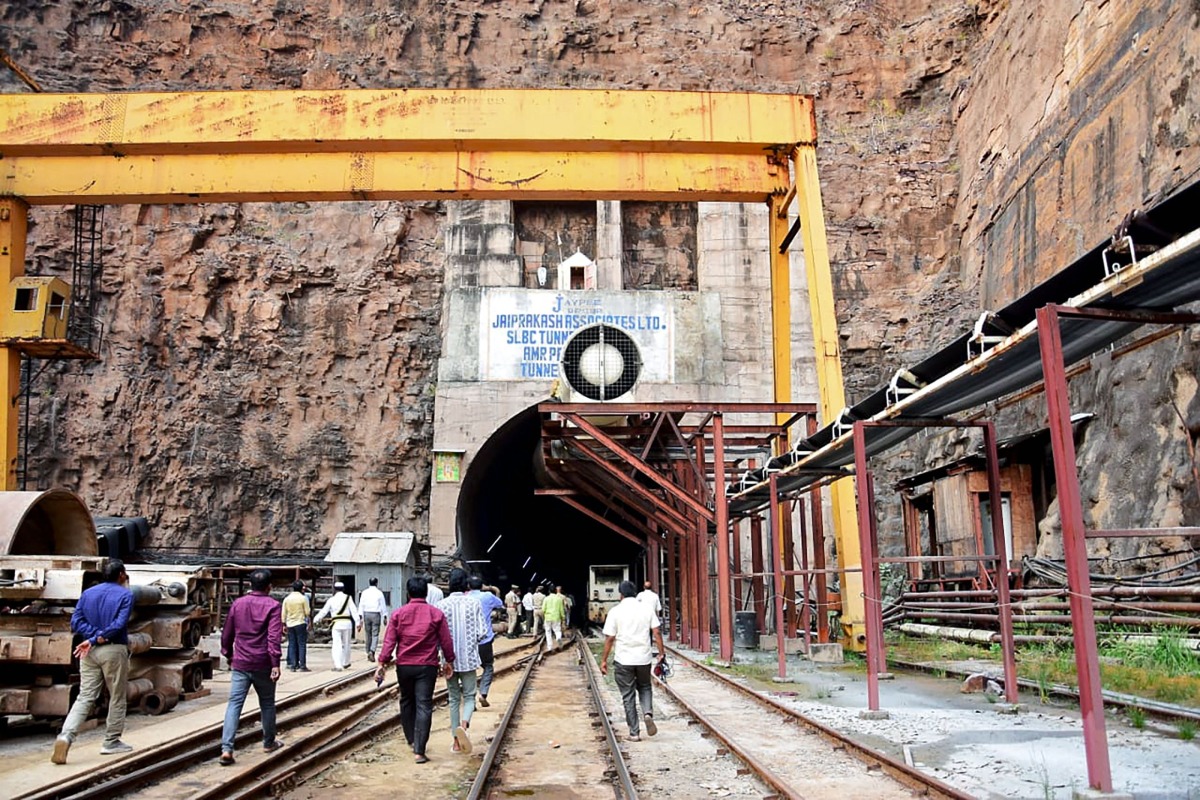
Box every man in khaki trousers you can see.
[52,559,135,763]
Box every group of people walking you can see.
[48,562,662,769]
[501,584,572,644]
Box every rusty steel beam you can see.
[713,413,733,661]
[554,495,644,547]
[982,421,1019,705]
[552,466,680,540]
[563,413,714,523]
[1037,304,1112,793]
[542,402,816,415]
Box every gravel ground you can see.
[664,642,1200,800]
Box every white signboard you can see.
[482,289,672,382]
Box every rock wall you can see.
[1,0,1196,559]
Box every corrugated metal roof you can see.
[325,531,415,565]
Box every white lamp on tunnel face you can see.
[578,343,624,391]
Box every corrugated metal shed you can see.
[325,531,415,564]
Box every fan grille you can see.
[560,324,642,401]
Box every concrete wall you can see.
[430,199,820,553]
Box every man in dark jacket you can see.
[219,569,283,765]
[375,575,454,764]
[52,559,134,764]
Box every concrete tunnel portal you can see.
[456,403,645,623]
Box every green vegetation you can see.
[1128,705,1146,729]
[1178,719,1196,741]
[886,629,1200,708]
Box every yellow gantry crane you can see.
[0,88,865,646]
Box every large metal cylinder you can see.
[139,686,180,716]
[0,490,96,557]
[125,678,155,704]
[127,633,153,655]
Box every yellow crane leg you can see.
[0,199,27,491]
[793,146,866,650]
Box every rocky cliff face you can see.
[1,1,1196,559]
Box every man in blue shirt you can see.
[52,559,134,764]
[468,576,505,708]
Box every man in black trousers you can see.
[375,576,455,763]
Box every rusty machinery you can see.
[0,489,217,719]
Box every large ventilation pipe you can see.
[0,490,97,556]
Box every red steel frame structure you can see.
[850,418,1019,711]
[1037,304,1200,793]
[538,402,824,662]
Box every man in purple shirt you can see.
[219,569,283,765]
[375,575,454,764]
[52,559,134,764]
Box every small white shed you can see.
[325,531,416,611]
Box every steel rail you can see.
[580,637,638,800]
[14,667,379,800]
[215,645,543,800]
[667,646,974,800]
[464,641,543,800]
[466,636,637,800]
[21,642,544,800]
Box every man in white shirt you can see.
[437,568,489,753]
[521,588,535,636]
[425,577,444,606]
[600,580,665,741]
[313,581,362,671]
[358,577,389,663]
[636,580,662,616]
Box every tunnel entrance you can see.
[456,403,645,622]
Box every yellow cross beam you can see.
[0,87,863,647]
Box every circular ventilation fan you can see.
[560,323,642,401]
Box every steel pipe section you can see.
[0,489,97,556]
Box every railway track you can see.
[467,635,635,799]
[15,639,541,800]
[17,636,978,800]
[657,647,974,800]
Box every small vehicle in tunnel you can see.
[587,564,630,624]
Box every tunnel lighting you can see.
[487,535,502,553]
[522,556,532,568]
[530,572,537,582]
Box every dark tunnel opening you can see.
[456,403,646,625]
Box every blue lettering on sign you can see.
[491,299,665,380]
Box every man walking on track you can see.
[504,585,522,638]
[313,580,361,670]
[438,568,489,753]
[219,569,284,765]
[468,576,504,707]
[637,579,662,616]
[599,580,666,742]
[541,585,566,650]
[358,577,389,662]
[52,559,134,764]
[281,580,311,672]
[375,575,454,764]
[531,585,547,636]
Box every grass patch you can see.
[1128,705,1146,729]
[886,630,1200,707]
[1178,719,1196,740]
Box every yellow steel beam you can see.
[0,89,815,157]
[768,190,792,429]
[793,144,865,650]
[0,150,788,205]
[0,199,27,491]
